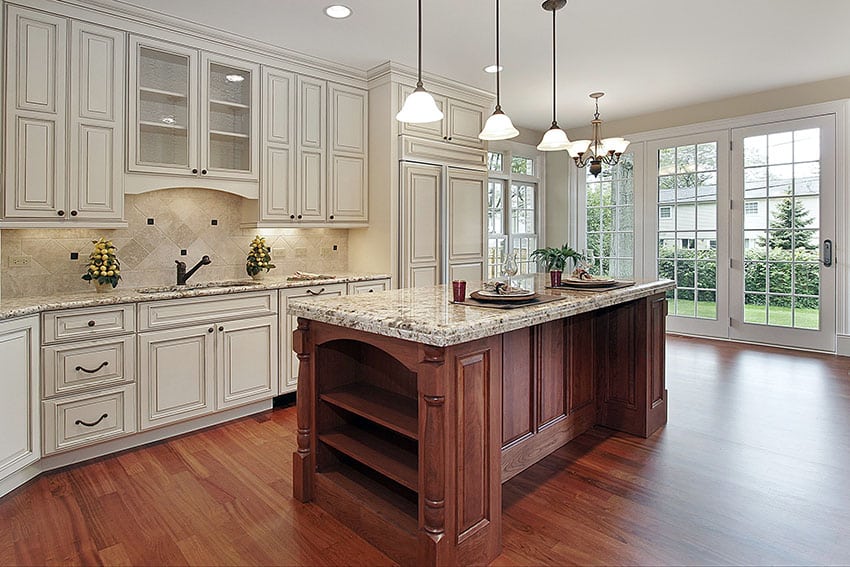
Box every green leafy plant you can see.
[529,244,580,272]
[246,235,276,276]
[81,237,121,288]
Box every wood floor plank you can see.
[2,336,850,565]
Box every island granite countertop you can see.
[0,273,391,321]
[288,275,675,347]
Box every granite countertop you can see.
[288,274,676,347]
[0,273,391,321]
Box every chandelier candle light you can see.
[536,0,570,152]
[396,0,443,124]
[478,0,519,140]
[566,92,630,177]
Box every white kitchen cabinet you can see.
[138,292,278,429]
[328,82,368,223]
[257,72,368,226]
[138,323,216,429]
[0,316,40,488]
[128,35,260,181]
[399,162,487,288]
[43,384,136,454]
[3,7,124,225]
[347,278,390,295]
[398,83,484,149]
[280,283,346,393]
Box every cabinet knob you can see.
[290,214,295,220]
[369,289,374,292]
[218,326,224,332]
[329,215,334,220]
[297,214,302,220]
[208,327,214,333]
[443,136,448,140]
[201,169,208,175]
[70,210,78,216]
[447,137,452,141]
[192,168,199,174]
[87,320,96,327]
[57,210,65,217]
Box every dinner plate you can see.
[471,290,538,302]
[561,277,618,288]
[476,288,535,298]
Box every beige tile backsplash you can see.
[0,189,349,298]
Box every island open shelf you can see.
[290,278,674,566]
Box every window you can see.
[585,154,635,279]
[487,145,543,279]
[659,206,672,218]
[744,201,759,215]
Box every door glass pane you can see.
[208,63,251,171]
[742,127,821,329]
[138,47,190,166]
[656,143,717,319]
[586,153,634,278]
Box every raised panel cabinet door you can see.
[401,162,442,288]
[201,52,260,179]
[447,99,485,148]
[329,83,367,154]
[128,35,198,175]
[4,115,66,218]
[261,145,296,221]
[68,21,124,220]
[398,83,446,140]
[298,150,326,221]
[447,167,487,278]
[297,76,326,150]
[138,325,215,430]
[280,284,346,394]
[217,315,278,409]
[329,154,367,222]
[0,316,40,483]
[263,67,294,146]
[6,6,66,114]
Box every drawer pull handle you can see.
[75,361,109,374]
[75,413,108,427]
[87,320,96,327]
[306,288,326,296]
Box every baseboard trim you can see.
[837,335,850,356]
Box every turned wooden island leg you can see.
[292,318,314,502]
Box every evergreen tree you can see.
[756,196,816,250]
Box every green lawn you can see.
[668,300,819,329]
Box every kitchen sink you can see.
[135,280,265,294]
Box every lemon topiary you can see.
[81,237,121,288]
[246,235,276,277]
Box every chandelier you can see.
[566,92,630,177]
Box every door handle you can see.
[823,239,833,267]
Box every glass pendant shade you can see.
[566,140,592,158]
[396,86,444,124]
[536,124,570,152]
[479,110,519,141]
[604,137,630,154]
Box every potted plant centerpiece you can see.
[81,237,121,292]
[530,244,580,287]
[246,235,276,279]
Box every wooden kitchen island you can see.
[287,276,675,566]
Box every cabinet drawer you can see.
[42,384,136,454]
[347,279,390,295]
[139,291,277,331]
[42,336,135,398]
[42,304,135,344]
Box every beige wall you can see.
[0,189,348,298]
[566,75,850,140]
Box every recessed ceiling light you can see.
[325,5,352,19]
[225,74,245,83]
[483,64,503,73]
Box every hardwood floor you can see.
[2,335,850,565]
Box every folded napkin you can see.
[481,281,531,295]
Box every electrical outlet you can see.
[9,255,32,267]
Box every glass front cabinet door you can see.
[128,36,259,180]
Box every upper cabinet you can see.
[2,6,124,226]
[399,83,485,149]
[257,68,368,227]
[128,36,260,181]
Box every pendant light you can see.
[536,0,570,152]
[478,0,519,140]
[396,0,444,124]
[566,92,631,177]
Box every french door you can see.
[645,116,836,351]
[729,116,835,351]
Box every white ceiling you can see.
[118,0,850,131]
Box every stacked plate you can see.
[560,276,618,288]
